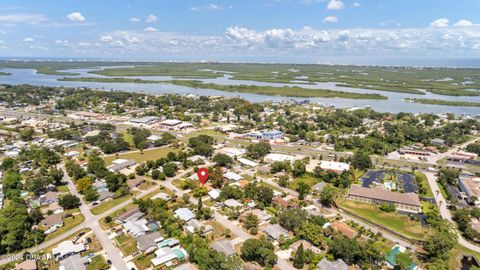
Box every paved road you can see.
[59,164,129,270]
[424,172,480,253]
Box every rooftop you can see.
[349,185,421,207]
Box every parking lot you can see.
[360,169,417,193]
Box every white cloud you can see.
[190,3,222,12]
[0,13,48,24]
[454,19,474,27]
[100,35,113,42]
[78,42,91,47]
[352,2,361,7]
[23,37,34,42]
[130,17,141,22]
[66,12,86,22]
[430,18,449,27]
[145,14,157,23]
[323,16,338,23]
[327,0,344,10]
[144,26,159,32]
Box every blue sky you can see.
[0,0,480,64]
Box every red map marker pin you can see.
[197,168,209,185]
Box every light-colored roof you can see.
[262,224,288,240]
[136,231,163,251]
[59,254,88,270]
[15,260,37,270]
[174,208,195,222]
[208,189,221,200]
[349,185,421,207]
[224,199,243,208]
[331,221,357,239]
[320,161,350,172]
[52,241,85,258]
[40,213,63,228]
[224,172,243,182]
[317,258,348,270]
[211,239,235,256]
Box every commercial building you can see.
[459,176,480,205]
[107,159,136,172]
[245,130,284,140]
[347,185,421,213]
[319,161,350,173]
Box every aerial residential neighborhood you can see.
[1,1,480,270]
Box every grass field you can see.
[87,255,109,270]
[114,233,138,256]
[56,185,69,193]
[289,176,319,191]
[45,213,85,241]
[338,200,430,240]
[90,195,133,215]
[103,146,178,164]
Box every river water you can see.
[1,67,480,115]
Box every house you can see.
[185,218,213,234]
[330,221,357,239]
[52,241,86,260]
[244,209,271,223]
[14,260,37,270]
[147,134,162,142]
[238,158,258,167]
[59,254,89,270]
[347,185,421,213]
[264,153,296,164]
[224,199,243,208]
[431,138,445,147]
[174,208,195,222]
[136,231,163,254]
[152,247,188,269]
[263,224,289,241]
[208,189,221,200]
[316,258,348,270]
[40,213,63,234]
[41,202,64,215]
[151,192,171,201]
[187,155,206,165]
[319,161,350,173]
[41,191,59,205]
[107,159,136,172]
[127,178,145,189]
[123,218,150,237]
[210,239,235,256]
[116,205,144,224]
[224,172,243,182]
[97,189,114,201]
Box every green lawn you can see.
[87,255,109,270]
[414,172,434,198]
[134,253,156,270]
[338,200,430,241]
[103,146,178,164]
[90,195,132,215]
[288,176,319,191]
[115,233,138,256]
[56,185,69,193]
[45,213,85,241]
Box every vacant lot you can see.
[103,146,178,165]
[338,200,429,240]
